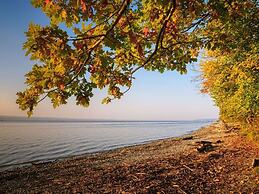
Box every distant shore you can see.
[0,122,258,193]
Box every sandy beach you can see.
[0,122,258,193]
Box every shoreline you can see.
[0,122,207,172]
[1,122,258,193]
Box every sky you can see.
[0,1,218,120]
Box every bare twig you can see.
[172,185,187,194]
[181,13,210,33]
[68,34,105,41]
[183,164,194,172]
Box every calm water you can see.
[0,118,214,170]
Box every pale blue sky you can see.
[0,1,218,120]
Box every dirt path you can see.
[0,122,258,193]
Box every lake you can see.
[0,117,214,170]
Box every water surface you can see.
[0,118,214,169]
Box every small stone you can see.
[216,140,223,144]
[252,159,259,168]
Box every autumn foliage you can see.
[17,0,258,131]
[200,0,258,130]
[201,50,258,129]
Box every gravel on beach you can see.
[0,122,258,193]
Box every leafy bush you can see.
[201,48,259,130]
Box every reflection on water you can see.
[0,119,214,169]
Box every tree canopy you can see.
[200,0,258,128]
[17,0,258,126]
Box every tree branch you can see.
[36,0,131,105]
[131,0,177,75]
[108,1,178,101]
[181,13,210,33]
[163,38,208,50]
[68,34,105,41]
[67,7,119,42]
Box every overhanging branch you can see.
[36,0,131,105]
[131,0,177,75]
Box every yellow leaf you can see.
[61,10,67,19]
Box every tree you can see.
[17,0,258,123]
[201,49,259,128]
[200,0,259,129]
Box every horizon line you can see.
[0,115,218,122]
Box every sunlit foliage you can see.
[201,49,259,127]
[200,0,258,129]
[17,0,258,125]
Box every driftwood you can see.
[208,153,224,160]
[196,141,214,153]
[197,144,214,153]
[182,136,193,140]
